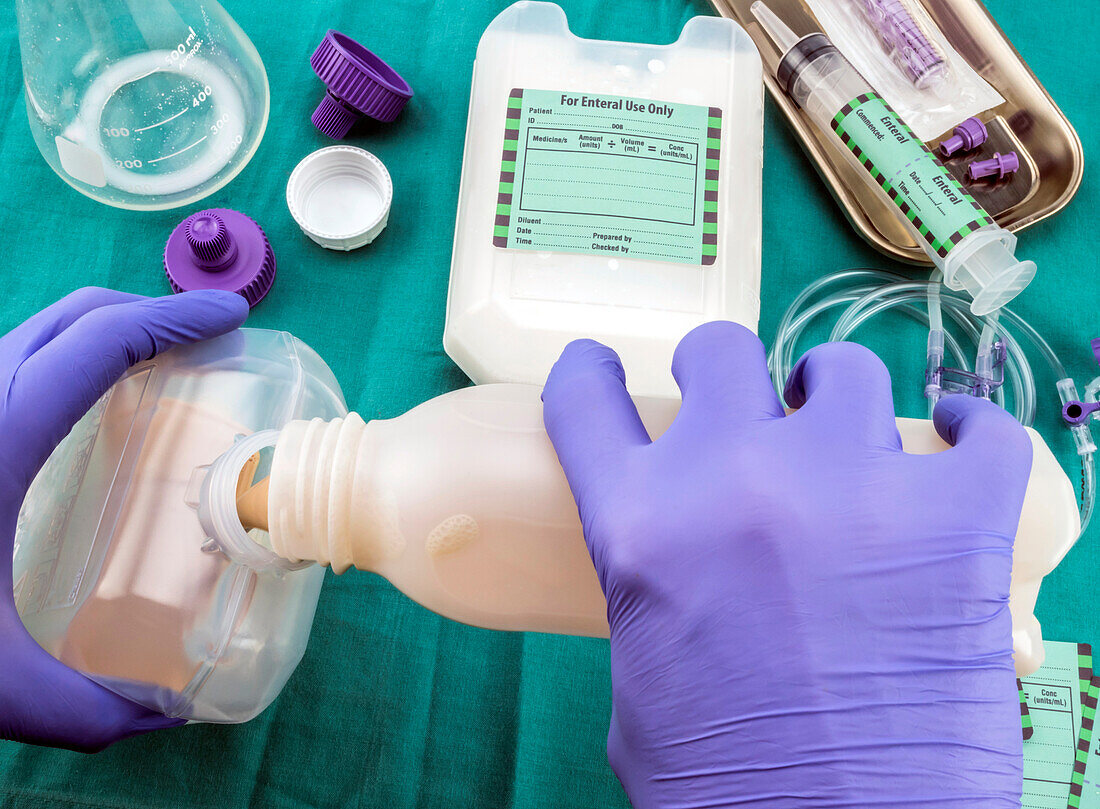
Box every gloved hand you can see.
[0,287,248,752]
[543,322,1030,808]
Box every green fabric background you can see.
[0,0,1096,806]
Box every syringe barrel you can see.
[785,45,977,278]
[779,43,1033,313]
[782,38,872,114]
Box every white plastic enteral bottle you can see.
[445,2,764,398]
[255,383,1078,675]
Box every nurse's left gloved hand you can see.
[0,288,248,752]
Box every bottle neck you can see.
[267,414,403,573]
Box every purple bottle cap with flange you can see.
[310,30,413,139]
[164,208,276,307]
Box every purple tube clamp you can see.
[310,31,413,139]
[164,209,276,307]
[968,151,1019,181]
[939,116,988,157]
[1060,339,1100,426]
[1063,400,1100,425]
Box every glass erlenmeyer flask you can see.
[16,0,269,210]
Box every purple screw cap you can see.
[939,116,988,157]
[310,31,412,139]
[968,151,1019,181]
[1092,337,1100,366]
[164,208,276,308]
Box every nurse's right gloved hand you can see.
[542,322,1031,808]
[0,287,248,752]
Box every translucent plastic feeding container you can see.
[12,329,345,723]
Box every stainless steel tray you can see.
[710,0,1084,264]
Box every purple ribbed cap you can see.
[310,30,413,138]
[1091,337,1100,366]
[164,208,276,308]
[185,212,238,270]
[939,116,988,157]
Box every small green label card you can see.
[494,88,721,265]
[1020,641,1092,808]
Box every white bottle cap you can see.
[286,146,393,251]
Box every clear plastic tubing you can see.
[751,2,1035,315]
[767,268,1095,537]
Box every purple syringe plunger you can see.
[854,0,949,89]
[939,117,988,157]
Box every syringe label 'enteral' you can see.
[830,92,992,258]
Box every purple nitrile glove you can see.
[543,321,1030,808]
[0,287,248,752]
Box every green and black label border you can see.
[830,92,992,259]
[1070,675,1098,808]
[494,89,721,266]
[701,106,721,266]
[492,88,524,249]
[1079,643,1094,706]
[1019,678,1033,741]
